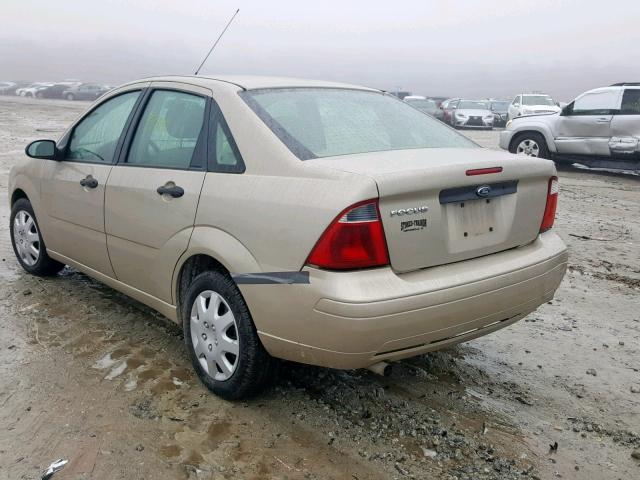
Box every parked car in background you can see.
[440,98,460,125]
[508,94,560,120]
[63,83,110,101]
[9,75,566,399]
[450,100,494,129]
[428,96,449,108]
[16,83,52,97]
[500,83,640,169]
[36,82,80,99]
[490,100,510,127]
[0,81,17,95]
[428,96,449,122]
[403,95,439,116]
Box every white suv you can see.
[508,94,560,120]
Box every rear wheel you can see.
[510,132,550,159]
[181,270,276,400]
[10,198,65,276]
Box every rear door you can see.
[40,88,143,276]
[554,89,621,156]
[104,82,210,302]
[609,88,640,155]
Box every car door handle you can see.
[156,185,184,198]
[79,175,98,189]
[595,118,610,123]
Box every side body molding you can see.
[172,226,262,304]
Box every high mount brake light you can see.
[540,176,558,233]
[466,167,503,176]
[306,200,390,270]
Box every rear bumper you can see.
[242,232,567,369]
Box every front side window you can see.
[570,90,621,115]
[127,90,206,169]
[620,89,640,115]
[241,89,476,160]
[66,91,140,163]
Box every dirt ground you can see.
[0,96,638,480]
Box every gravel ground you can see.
[0,96,638,479]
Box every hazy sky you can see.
[1,0,639,100]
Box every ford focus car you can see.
[9,76,567,399]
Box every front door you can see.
[554,89,621,156]
[40,89,143,276]
[105,84,209,302]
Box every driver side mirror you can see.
[561,103,573,116]
[25,139,59,160]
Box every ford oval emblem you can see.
[476,185,492,197]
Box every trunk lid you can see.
[310,148,555,273]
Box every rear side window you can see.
[127,90,206,169]
[241,88,476,160]
[208,103,244,173]
[620,89,640,115]
[66,91,140,163]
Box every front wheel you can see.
[509,132,550,159]
[181,270,276,400]
[10,198,65,275]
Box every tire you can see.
[66,93,75,101]
[509,132,550,159]
[181,270,276,400]
[10,198,65,276]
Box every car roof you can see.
[129,75,379,92]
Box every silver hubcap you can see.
[190,290,239,381]
[13,210,40,266]
[516,139,540,157]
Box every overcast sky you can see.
[1,0,639,100]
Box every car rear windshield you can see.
[240,88,476,160]
[522,95,555,106]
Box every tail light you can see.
[540,176,558,232]
[306,200,389,270]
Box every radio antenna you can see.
[194,8,240,75]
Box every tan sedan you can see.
[9,76,567,399]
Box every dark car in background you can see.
[63,83,110,101]
[490,100,510,127]
[0,81,17,95]
[35,83,79,99]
